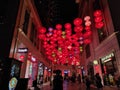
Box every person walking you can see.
[77,74,81,84]
[53,69,63,90]
[85,76,91,90]
[95,73,103,90]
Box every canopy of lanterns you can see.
[38,16,92,66]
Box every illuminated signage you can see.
[9,77,18,90]
[17,48,28,53]
[101,52,114,62]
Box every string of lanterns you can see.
[94,10,104,29]
[38,17,92,66]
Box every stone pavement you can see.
[30,81,120,90]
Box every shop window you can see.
[85,44,91,58]
[23,10,30,35]
[30,22,39,49]
[30,23,34,43]
[97,28,107,42]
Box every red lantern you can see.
[57,30,62,35]
[56,24,62,30]
[73,18,82,26]
[85,26,91,31]
[94,10,102,17]
[84,39,91,44]
[83,32,91,38]
[38,27,46,34]
[94,16,103,23]
[74,26,83,32]
[64,23,72,29]
[38,34,46,40]
[95,22,104,29]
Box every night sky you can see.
[34,0,79,29]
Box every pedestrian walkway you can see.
[36,81,120,90]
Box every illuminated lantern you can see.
[74,26,83,32]
[84,39,91,44]
[84,16,90,21]
[85,21,91,26]
[95,22,104,29]
[48,27,53,32]
[64,23,72,29]
[38,34,46,40]
[56,24,62,30]
[53,33,57,38]
[83,31,91,38]
[73,18,82,26]
[79,36,84,40]
[39,27,46,34]
[66,29,72,35]
[79,41,84,45]
[53,29,57,34]
[94,10,102,17]
[85,26,91,31]
[43,41,47,45]
[57,30,62,35]
[46,33,51,37]
[94,16,103,23]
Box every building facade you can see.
[79,0,120,85]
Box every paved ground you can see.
[31,81,120,90]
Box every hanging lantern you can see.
[73,18,82,26]
[48,27,53,32]
[95,22,104,29]
[94,10,102,17]
[56,24,62,30]
[85,21,91,26]
[64,23,72,29]
[85,26,91,31]
[84,39,91,44]
[84,16,91,21]
[74,26,83,32]
[38,27,46,34]
[94,16,103,23]
[38,34,46,40]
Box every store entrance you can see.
[105,61,116,75]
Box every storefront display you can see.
[100,52,117,85]
[100,52,117,75]
[0,58,22,90]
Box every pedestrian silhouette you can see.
[53,69,63,90]
[95,73,103,90]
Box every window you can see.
[23,10,30,34]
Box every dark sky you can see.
[34,0,79,29]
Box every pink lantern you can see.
[84,16,91,21]
[85,21,91,26]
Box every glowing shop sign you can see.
[101,52,114,62]
[17,48,28,53]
